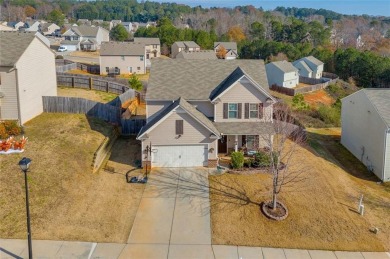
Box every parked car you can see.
[58,46,67,52]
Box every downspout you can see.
[383,128,389,181]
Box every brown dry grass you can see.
[69,51,100,58]
[304,89,334,107]
[0,113,144,243]
[65,69,95,76]
[210,128,390,251]
[58,87,118,103]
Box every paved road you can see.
[1,168,389,258]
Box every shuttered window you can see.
[245,103,249,119]
[176,120,183,135]
[223,103,228,119]
[250,103,259,118]
[228,103,238,118]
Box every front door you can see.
[218,136,227,154]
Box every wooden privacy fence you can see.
[77,63,100,74]
[92,129,119,173]
[121,119,146,136]
[56,60,77,73]
[57,73,129,95]
[43,96,120,124]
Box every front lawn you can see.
[210,129,389,251]
[0,113,144,243]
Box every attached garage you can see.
[151,144,208,167]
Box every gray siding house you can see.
[137,59,275,168]
[0,31,57,124]
[266,61,299,88]
[293,56,324,79]
[171,41,200,58]
[133,37,161,60]
[214,42,238,60]
[99,42,146,75]
[341,89,390,182]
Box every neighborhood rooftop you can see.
[298,55,324,66]
[133,37,160,45]
[70,25,106,37]
[100,42,145,56]
[147,59,269,101]
[214,42,237,50]
[361,89,390,127]
[176,50,217,60]
[175,41,200,48]
[0,31,36,66]
[270,61,298,73]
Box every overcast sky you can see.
[155,0,390,16]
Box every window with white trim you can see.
[228,103,238,118]
[249,103,258,118]
[246,135,257,149]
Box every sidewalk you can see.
[1,239,390,259]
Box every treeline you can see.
[274,7,343,20]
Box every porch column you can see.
[234,135,238,152]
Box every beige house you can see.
[40,23,60,36]
[99,41,146,75]
[137,59,275,168]
[61,25,109,51]
[0,31,57,124]
[214,42,238,60]
[133,37,161,60]
[341,89,390,182]
[265,61,299,88]
[171,41,200,58]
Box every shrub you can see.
[317,105,341,126]
[292,94,309,110]
[252,151,271,167]
[0,123,7,139]
[0,121,22,139]
[230,151,244,169]
[244,158,253,167]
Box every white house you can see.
[293,56,324,79]
[341,89,390,182]
[265,61,299,88]
[61,25,110,51]
[214,42,238,60]
[0,31,57,124]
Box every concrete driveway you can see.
[125,167,213,258]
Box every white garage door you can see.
[151,145,207,167]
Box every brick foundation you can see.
[208,159,218,168]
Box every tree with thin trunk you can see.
[216,45,227,59]
[260,102,307,218]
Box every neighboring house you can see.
[23,21,41,32]
[122,22,133,32]
[265,61,299,88]
[137,59,275,168]
[40,23,60,36]
[341,89,390,182]
[131,22,139,33]
[0,31,57,124]
[293,56,324,79]
[0,23,16,31]
[110,20,122,30]
[77,19,91,26]
[176,50,217,60]
[214,42,238,60]
[8,21,25,30]
[92,19,104,26]
[171,41,200,58]
[99,41,146,75]
[61,25,109,51]
[133,37,161,59]
[292,60,313,78]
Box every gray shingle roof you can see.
[137,98,220,139]
[363,89,390,127]
[214,42,237,50]
[147,59,269,101]
[292,60,312,73]
[71,25,100,37]
[0,31,36,66]
[174,41,200,48]
[213,122,274,135]
[304,56,324,66]
[61,40,80,45]
[133,37,160,45]
[268,61,298,73]
[210,67,246,100]
[175,50,217,60]
[100,42,145,56]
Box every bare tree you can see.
[260,103,307,217]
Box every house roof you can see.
[100,42,145,56]
[61,40,80,45]
[213,122,274,135]
[175,50,217,60]
[304,56,324,66]
[0,31,36,66]
[133,37,160,45]
[210,67,246,100]
[363,89,390,127]
[70,25,101,37]
[137,97,220,139]
[268,61,298,73]
[41,23,58,31]
[147,59,269,101]
[214,42,237,50]
[174,41,200,48]
[293,60,313,73]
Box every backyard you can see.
[57,87,118,103]
[210,128,390,251]
[0,113,144,243]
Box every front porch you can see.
[217,134,260,155]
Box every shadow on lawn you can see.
[305,130,381,183]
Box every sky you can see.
[155,0,390,16]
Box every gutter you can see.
[13,66,23,125]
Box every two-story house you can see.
[293,56,324,79]
[171,41,200,58]
[214,42,238,60]
[133,37,161,59]
[137,59,275,168]
[266,61,299,88]
[0,31,57,124]
[99,42,146,75]
[61,25,109,51]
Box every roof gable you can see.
[267,61,298,73]
[363,89,390,127]
[137,98,220,139]
[0,31,36,66]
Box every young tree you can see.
[216,45,227,59]
[260,103,307,219]
[24,5,36,18]
[47,9,65,27]
[227,26,246,42]
[129,74,143,92]
[110,24,129,41]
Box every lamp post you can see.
[18,157,32,259]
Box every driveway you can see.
[125,167,213,258]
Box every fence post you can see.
[89,78,93,90]
[72,77,75,88]
[106,82,109,92]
